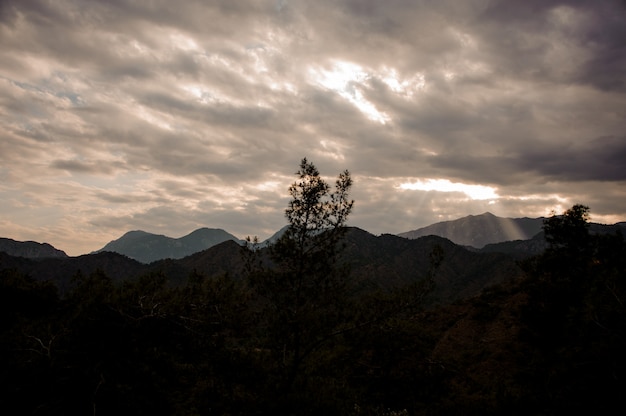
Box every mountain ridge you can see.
[3,213,625,261]
[0,237,68,259]
[398,212,546,248]
[95,227,246,263]
[0,227,522,304]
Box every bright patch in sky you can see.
[319,139,346,161]
[136,105,173,130]
[399,179,499,200]
[182,84,220,104]
[381,67,425,97]
[309,61,390,124]
[254,180,281,192]
[170,32,200,51]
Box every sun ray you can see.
[399,178,499,201]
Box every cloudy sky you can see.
[1,0,625,256]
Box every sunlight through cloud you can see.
[170,32,200,52]
[381,67,425,97]
[136,106,173,130]
[308,60,390,124]
[399,179,499,200]
[319,139,346,161]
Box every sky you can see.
[1,0,625,256]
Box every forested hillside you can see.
[2,205,625,414]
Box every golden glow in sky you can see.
[399,179,499,201]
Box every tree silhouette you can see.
[543,204,591,255]
[522,204,626,412]
[247,158,354,401]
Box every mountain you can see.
[155,227,525,303]
[1,227,523,304]
[398,212,544,248]
[257,225,289,247]
[0,237,68,258]
[96,228,245,263]
[478,231,549,258]
[589,222,626,235]
[143,228,524,302]
[341,228,523,302]
[139,240,248,285]
[0,250,145,294]
[478,222,626,257]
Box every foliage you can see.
[543,204,590,252]
[520,204,626,412]
[246,158,355,404]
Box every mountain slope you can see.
[475,220,626,258]
[142,228,523,302]
[342,228,523,302]
[0,237,68,258]
[398,212,544,248]
[96,228,245,263]
[478,231,548,258]
[0,250,146,294]
[2,227,524,305]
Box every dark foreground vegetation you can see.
[1,161,625,415]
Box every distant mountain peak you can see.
[121,230,154,238]
[398,213,544,248]
[95,228,245,263]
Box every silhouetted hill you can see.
[478,232,548,258]
[1,228,524,304]
[4,219,624,415]
[96,228,245,263]
[143,240,247,285]
[0,251,145,294]
[476,222,626,258]
[342,228,524,302]
[161,227,524,303]
[398,212,544,248]
[257,225,289,247]
[589,222,626,235]
[400,213,626,251]
[0,237,68,258]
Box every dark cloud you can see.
[93,190,160,205]
[471,0,626,90]
[513,135,626,181]
[50,159,121,175]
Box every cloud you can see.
[1,0,625,255]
